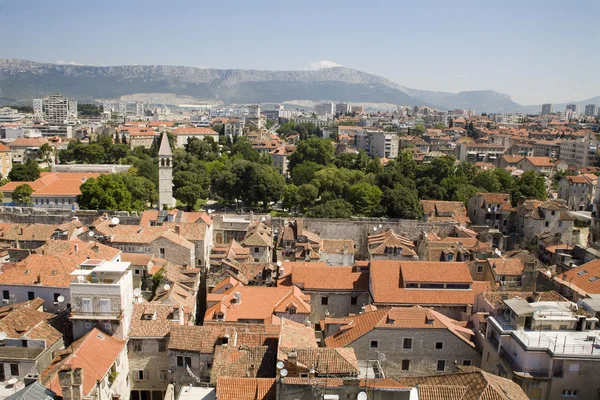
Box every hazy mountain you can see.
[0,58,590,113]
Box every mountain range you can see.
[0,59,598,114]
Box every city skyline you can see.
[1,0,599,105]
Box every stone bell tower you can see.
[158,132,175,210]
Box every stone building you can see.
[323,306,481,378]
[557,173,597,211]
[514,199,575,245]
[158,132,175,210]
[279,263,370,322]
[367,229,418,261]
[467,193,513,238]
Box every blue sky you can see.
[1,0,598,105]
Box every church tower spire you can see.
[158,132,174,210]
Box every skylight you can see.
[588,276,600,283]
[577,270,588,276]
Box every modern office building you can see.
[314,102,335,116]
[335,103,350,115]
[566,104,579,115]
[42,94,71,124]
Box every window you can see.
[436,360,446,372]
[401,360,410,371]
[562,390,579,398]
[135,370,147,381]
[185,357,191,367]
[158,370,169,381]
[287,306,296,315]
[134,269,140,276]
[10,364,18,376]
[254,247,259,253]
[159,248,166,258]
[82,298,92,313]
[299,373,309,378]
[104,322,112,332]
[403,338,413,350]
[54,293,61,303]
[28,292,35,301]
[462,360,472,366]
[545,221,549,227]
[350,296,358,305]
[177,356,184,367]
[568,363,580,373]
[158,340,167,352]
[435,342,444,350]
[84,322,92,329]
[99,299,111,313]
[477,265,483,273]
[370,341,379,349]
[321,296,328,305]
[2,290,8,300]
[133,340,142,352]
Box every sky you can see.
[1,0,599,105]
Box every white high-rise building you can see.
[33,99,43,119]
[135,102,144,117]
[335,103,350,115]
[584,104,598,117]
[541,103,554,116]
[314,102,335,116]
[103,101,113,114]
[118,101,127,117]
[68,100,78,121]
[43,94,70,124]
[566,103,579,115]
[248,104,260,118]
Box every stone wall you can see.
[0,207,141,226]
[307,291,371,323]
[272,217,458,260]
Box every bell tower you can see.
[158,132,174,210]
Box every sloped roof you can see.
[290,265,369,291]
[368,229,416,256]
[216,377,276,400]
[41,328,126,397]
[278,347,359,375]
[168,325,221,353]
[211,345,275,383]
[158,132,172,156]
[128,303,179,338]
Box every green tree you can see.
[290,161,323,186]
[175,184,206,210]
[74,143,106,164]
[37,143,54,166]
[510,171,547,205]
[78,175,133,211]
[12,184,33,204]
[106,143,130,163]
[472,169,501,192]
[288,138,334,169]
[282,184,300,211]
[347,182,382,215]
[381,186,423,219]
[297,183,319,211]
[306,199,354,218]
[8,160,40,181]
[411,124,426,136]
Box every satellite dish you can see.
[280,369,288,377]
[276,260,282,267]
[133,288,142,297]
[234,292,241,301]
[357,392,368,400]
[276,361,284,370]
[378,224,382,229]
[0,332,6,340]
[57,295,65,303]
[163,284,171,291]
[378,352,386,363]
[7,378,17,386]
[88,231,95,237]
[373,227,377,232]
[111,217,120,225]
[261,217,266,222]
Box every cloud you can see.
[455,74,465,78]
[305,60,342,70]
[56,60,85,66]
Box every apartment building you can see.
[514,199,575,245]
[584,104,598,117]
[467,193,513,237]
[481,297,600,400]
[280,264,369,322]
[541,103,554,116]
[69,259,134,340]
[558,173,597,211]
[368,130,399,158]
[313,102,335,117]
[559,132,599,168]
[323,306,481,378]
[455,143,505,163]
[170,127,219,148]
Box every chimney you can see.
[287,349,298,366]
[23,374,39,387]
[308,367,315,379]
[58,367,83,400]
[19,227,24,236]
[532,291,542,303]
[74,244,78,253]
[175,225,181,235]
[71,368,84,400]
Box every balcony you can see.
[70,309,123,320]
[499,348,562,379]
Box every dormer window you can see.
[216,313,224,321]
[287,306,297,315]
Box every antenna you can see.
[57,295,65,303]
[276,361,284,370]
[133,288,142,297]
[280,369,288,377]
